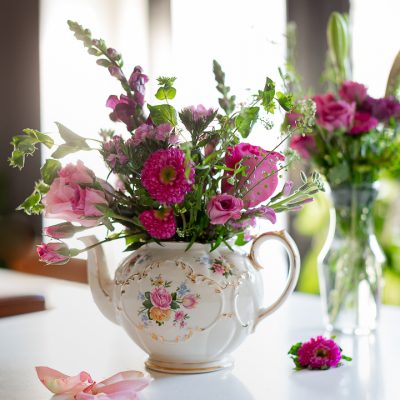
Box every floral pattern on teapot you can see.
[137,274,200,328]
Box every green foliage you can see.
[16,180,49,215]
[148,104,177,126]
[51,123,91,159]
[40,159,62,185]
[155,76,177,100]
[213,60,235,115]
[235,106,259,138]
[9,129,54,169]
[276,91,294,111]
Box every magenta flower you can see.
[128,123,176,146]
[290,134,316,159]
[339,81,368,104]
[141,148,195,205]
[288,336,351,371]
[106,94,137,131]
[43,161,108,227]
[314,93,355,132]
[103,135,128,170]
[139,208,176,239]
[182,294,198,309]
[37,242,70,264]
[207,194,243,225]
[150,287,172,310]
[246,206,277,224]
[222,143,285,208]
[229,216,256,230]
[297,336,342,369]
[286,111,303,128]
[349,111,378,135]
[360,95,400,121]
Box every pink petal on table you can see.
[95,371,151,394]
[35,366,93,395]
[76,391,138,400]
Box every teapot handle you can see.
[249,230,300,331]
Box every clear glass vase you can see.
[318,183,385,334]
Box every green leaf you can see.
[235,106,259,138]
[124,242,145,252]
[170,301,179,310]
[276,92,294,111]
[148,104,177,126]
[171,292,177,301]
[155,87,176,100]
[142,299,152,309]
[288,342,302,356]
[35,181,49,194]
[259,77,275,110]
[145,292,151,299]
[41,159,62,185]
[51,144,82,159]
[234,232,248,246]
[16,191,43,215]
[55,122,90,148]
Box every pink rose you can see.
[339,81,368,104]
[290,134,316,159]
[37,242,70,264]
[174,310,185,321]
[222,143,285,208]
[207,194,243,225]
[42,161,108,227]
[349,111,379,135]
[313,93,355,132]
[150,287,172,310]
[182,294,198,309]
[212,264,225,275]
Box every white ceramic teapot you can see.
[81,230,300,373]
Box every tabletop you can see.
[0,268,398,400]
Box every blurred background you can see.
[1,0,399,303]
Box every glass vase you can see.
[318,183,385,334]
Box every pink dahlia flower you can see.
[290,134,316,159]
[150,287,172,310]
[297,336,342,369]
[43,161,108,227]
[207,194,243,225]
[141,148,194,205]
[339,81,368,104]
[139,208,176,239]
[222,143,285,208]
[313,93,355,132]
[349,111,378,135]
[37,242,70,264]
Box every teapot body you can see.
[112,242,263,373]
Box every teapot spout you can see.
[79,235,118,325]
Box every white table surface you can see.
[0,268,398,400]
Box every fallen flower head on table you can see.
[35,366,151,399]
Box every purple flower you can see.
[141,148,195,205]
[283,181,293,196]
[286,111,303,128]
[106,95,137,131]
[313,93,355,132]
[246,206,276,224]
[339,81,368,104]
[127,123,177,147]
[139,208,176,239]
[360,95,400,121]
[108,66,124,80]
[290,134,316,159]
[207,194,244,225]
[188,105,215,121]
[297,336,342,370]
[103,136,128,170]
[349,112,378,135]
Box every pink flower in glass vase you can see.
[37,242,70,264]
[182,294,198,309]
[339,81,368,104]
[139,208,176,239]
[349,111,378,135]
[290,134,316,159]
[150,287,172,310]
[313,93,355,132]
[141,148,194,205]
[207,194,243,225]
[42,161,108,227]
[222,143,285,208]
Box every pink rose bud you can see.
[44,222,80,239]
[37,242,70,265]
[108,66,124,80]
[182,294,198,309]
[207,194,243,225]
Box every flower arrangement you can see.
[9,21,323,264]
[287,80,400,186]
[288,336,352,370]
